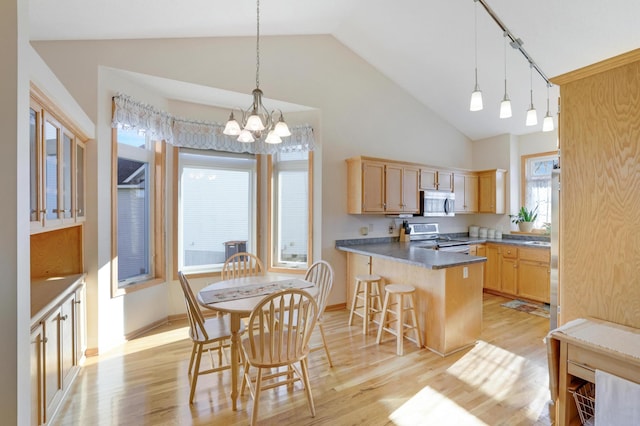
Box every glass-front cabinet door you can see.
[44,114,62,226]
[61,130,74,224]
[30,95,87,232]
[30,104,43,229]
[75,142,85,221]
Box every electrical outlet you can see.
[360,226,369,236]
[388,225,394,234]
[368,223,374,232]
[463,266,469,279]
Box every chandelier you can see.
[223,0,291,144]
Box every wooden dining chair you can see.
[304,260,335,367]
[221,252,265,280]
[177,271,244,403]
[241,288,319,426]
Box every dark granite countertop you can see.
[335,235,550,270]
[336,241,486,270]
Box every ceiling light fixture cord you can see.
[223,0,291,144]
[255,0,260,90]
[499,32,512,119]
[469,0,483,111]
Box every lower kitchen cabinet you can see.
[483,243,550,303]
[31,277,86,426]
[500,246,518,296]
[484,244,501,291]
[518,247,551,303]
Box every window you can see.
[268,151,312,270]
[177,150,256,274]
[112,128,165,296]
[522,151,558,228]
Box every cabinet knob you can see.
[61,314,68,321]
[75,300,81,305]
[42,337,48,344]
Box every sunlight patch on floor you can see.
[388,386,488,425]
[446,340,527,401]
[388,340,551,425]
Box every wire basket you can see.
[570,381,595,426]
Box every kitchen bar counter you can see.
[335,241,486,270]
[337,240,486,356]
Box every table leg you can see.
[230,314,241,411]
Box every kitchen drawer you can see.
[568,344,640,385]
[501,246,518,259]
[519,247,550,263]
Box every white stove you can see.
[407,223,471,254]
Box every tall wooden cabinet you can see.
[478,169,506,214]
[551,48,640,328]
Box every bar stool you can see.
[348,274,383,334]
[376,284,422,355]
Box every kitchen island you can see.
[336,240,486,356]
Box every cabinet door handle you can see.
[42,337,48,344]
[75,300,81,305]
[61,314,68,321]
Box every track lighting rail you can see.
[476,0,552,87]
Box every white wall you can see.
[1,2,29,422]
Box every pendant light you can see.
[499,33,512,119]
[469,0,483,112]
[223,0,291,143]
[542,84,554,132]
[525,64,537,126]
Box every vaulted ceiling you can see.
[29,0,640,140]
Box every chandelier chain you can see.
[255,0,260,89]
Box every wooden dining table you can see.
[196,273,317,411]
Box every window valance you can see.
[112,94,315,154]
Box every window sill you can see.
[112,277,165,298]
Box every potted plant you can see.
[510,206,538,233]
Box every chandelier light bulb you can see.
[223,112,241,136]
[245,113,265,132]
[542,85,554,132]
[265,130,282,144]
[237,129,256,143]
[274,114,291,137]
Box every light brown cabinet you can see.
[500,246,518,296]
[517,247,550,303]
[346,157,419,214]
[30,94,86,233]
[483,244,501,291]
[420,168,453,192]
[483,243,550,303]
[31,279,85,426]
[478,169,506,214]
[453,172,478,213]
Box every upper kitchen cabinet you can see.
[419,168,453,192]
[477,169,506,214]
[453,172,478,213]
[346,156,420,214]
[30,93,87,233]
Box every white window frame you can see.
[521,151,558,229]
[268,151,313,272]
[177,150,257,275]
[111,128,165,297]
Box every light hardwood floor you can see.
[53,293,553,425]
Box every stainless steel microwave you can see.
[420,190,455,217]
